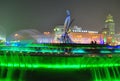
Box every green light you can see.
[112,38,115,42]
[104,37,106,43]
[0,54,120,81]
[1,56,120,69]
[105,14,114,23]
[100,50,111,53]
[0,43,120,81]
[114,49,120,53]
[1,63,120,69]
[93,78,120,81]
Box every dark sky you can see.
[0,0,120,36]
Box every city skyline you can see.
[0,0,120,36]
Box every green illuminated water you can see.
[0,52,120,81]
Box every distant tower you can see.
[105,14,115,35]
[104,14,115,45]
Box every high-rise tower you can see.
[104,14,115,45]
[105,14,115,35]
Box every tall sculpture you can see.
[60,10,73,43]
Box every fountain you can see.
[0,11,120,81]
[0,46,120,81]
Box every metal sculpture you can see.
[60,10,73,43]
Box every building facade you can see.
[100,14,116,45]
[54,25,104,44]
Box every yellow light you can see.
[76,35,82,38]
[44,32,50,35]
[14,34,18,37]
[105,14,114,23]
[54,28,56,31]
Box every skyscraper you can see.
[102,14,116,45]
[105,14,115,35]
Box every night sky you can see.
[0,0,120,36]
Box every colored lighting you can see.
[115,45,120,48]
[1,43,120,55]
[1,63,120,69]
[72,49,86,54]
[100,50,111,54]
[0,43,120,81]
[114,49,120,53]
[0,55,120,69]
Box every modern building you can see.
[53,25,65,43]
[114,34,120,45]
[100,14,116,45]
[54,25,104,44]
[69,31,103,44]
[53,14,117,45]
[105,14,115,35]
[4,13,118,45]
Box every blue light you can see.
[114,45,120,49]
[12,43,20,46]
[5,41,10,46]
[107,45,114,49]
[72,49,85,54]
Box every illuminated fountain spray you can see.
[0,43,120,81]
[10,29,40,42]
[7,29,54,44]
[0,26,6,42]
[0,12,120,81]
[1,53,120,81]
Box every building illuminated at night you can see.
[3,13,119,45]
[100,14,116,45]
[53,14,118,45]
[114,34,120,45]
[69,26,104,44]
[54,25,104,44]
[69,31,103,44]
